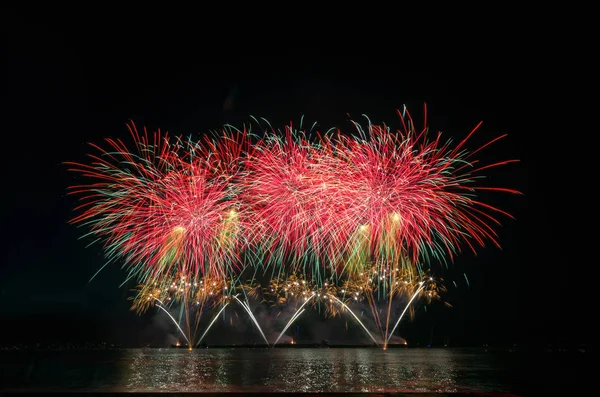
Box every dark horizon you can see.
[3,8,583,353]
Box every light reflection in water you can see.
[2,348,516,393]
[121,348,494,393]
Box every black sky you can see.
[2,8,584,348]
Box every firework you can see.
[332,106,518,276]
[241,125,347,282]
[263,269,445,346]
[263,273,340,317]
[130,271,262,347]
[130,274,233,314]
[240,105,519,284]
[66,122,245,285]
[66,104,518,348]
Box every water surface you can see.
[0,347,588,394]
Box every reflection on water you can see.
[0,347,579,393]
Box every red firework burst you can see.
[66,122,244,283]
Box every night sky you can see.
[3,9,583,348]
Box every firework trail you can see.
[196,302,230,346]
[155,301,191,346]
[329,295,379,346]
[273,294,315,346]
[232,295,269,345]
[385,281,427,348]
